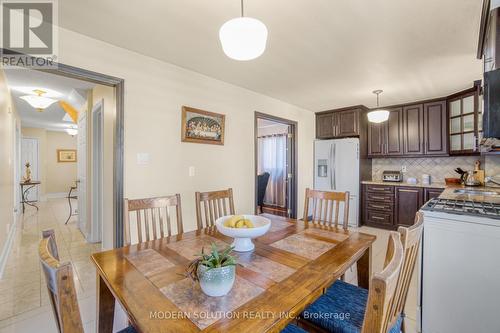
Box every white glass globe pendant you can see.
[219,0,268,61]
[367,90,390,123]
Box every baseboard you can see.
[43,192,68,200]
[0,212,19,279]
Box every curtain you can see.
[258,134,287,207]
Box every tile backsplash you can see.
[372,156,500,184]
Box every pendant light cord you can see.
[241,0,244,17]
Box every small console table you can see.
[20,181,41,213]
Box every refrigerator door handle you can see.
[332,143,336,190]
[328,143,333,190]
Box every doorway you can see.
[254,112,297,218]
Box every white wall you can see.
[57,28,315,247]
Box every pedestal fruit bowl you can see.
[215,215,271,252]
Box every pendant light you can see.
[367,90,390,123]
[20,89,57,112]
[219,0,268,61]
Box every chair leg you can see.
[401,314,406,333]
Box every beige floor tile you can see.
[0,198,100,324]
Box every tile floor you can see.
[0,201,419,333]
[0,198,101,333]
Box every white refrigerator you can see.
[314,138,360,227]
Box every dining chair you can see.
[299,231,404,333]
[39,230,136,333]
[391,212,424,333]
[257,172,270,214]
[124,194,184,246]
[195,188,235,229]
[303,188,350,230]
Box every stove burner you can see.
[422,198,500,219]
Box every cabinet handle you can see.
[370,204,386,209]
[371,196,386,200]
[372,216,385,220]
[371,187,387,191]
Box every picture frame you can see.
[57,149,77,163]
[181,106,225,145]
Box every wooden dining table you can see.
[91,214,376,333]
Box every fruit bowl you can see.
[215,215,271,252]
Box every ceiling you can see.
[59,0,483,111]
[4,68,95,131]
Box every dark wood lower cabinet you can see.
[424,187,444,202]
[394,187,423,227]
[362,184,444,229]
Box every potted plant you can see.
[186,243,237,297]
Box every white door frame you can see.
[90,100,104,243]
[13,119,21,216]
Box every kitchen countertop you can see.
[361,180,447,189]
[438,185,500,204]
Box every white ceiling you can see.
[59,0,484,111]
[4,68,95,131]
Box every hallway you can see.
[0,199,100,332]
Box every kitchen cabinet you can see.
[315,106,366,139]
[369,100,448,158]
[316,113,335,139]
[424,101,448,155]
[367,108,403,157]
[362,184,443,229]
[447,85,482,155]
[424,188,444,202]
[395,187,423,227]
[403,104,424,155]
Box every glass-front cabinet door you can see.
[448,88,480,155]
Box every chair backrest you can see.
[195,188,235,229]
[257,172,270,206]
[389,212,424,319]
[362,231,404,333]
[124,194,184,246]
[303,188,350,230]
[39,230,83,333]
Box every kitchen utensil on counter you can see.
[464,170,482,186]
[474,160,485,185]
[382,170,403,182]
[445,178,462,185]
[455,168,468,184]
[422,174,431,185]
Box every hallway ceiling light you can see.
[367,90,390,123]
[19,89,57,112]
[66,126,78,136]
[219,0,268,61]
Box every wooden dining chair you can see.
[299,231,404,333]
[39,230,136,333]
[390,212,424,333]
[195,188,235,229]
[303,188,350,230]
[124,194,184,245]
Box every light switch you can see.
[137,153,150,165]
[189,166,195,177]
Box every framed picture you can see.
[57,149,77,162]
[181,106,225,145]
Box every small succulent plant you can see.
[186,242,237,282]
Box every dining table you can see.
[91,214,376,333]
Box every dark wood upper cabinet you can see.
[403,104,424,155]
[315,106,366,139]
[424,101,448,155]
[386,108,403,155]
[316,113,335,139]
[394,187,423,227]
[336,109,359,137]
[368,122,385,156]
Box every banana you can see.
[243,219,254,228]
[224,215,243,228]
[235,219,247,228]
